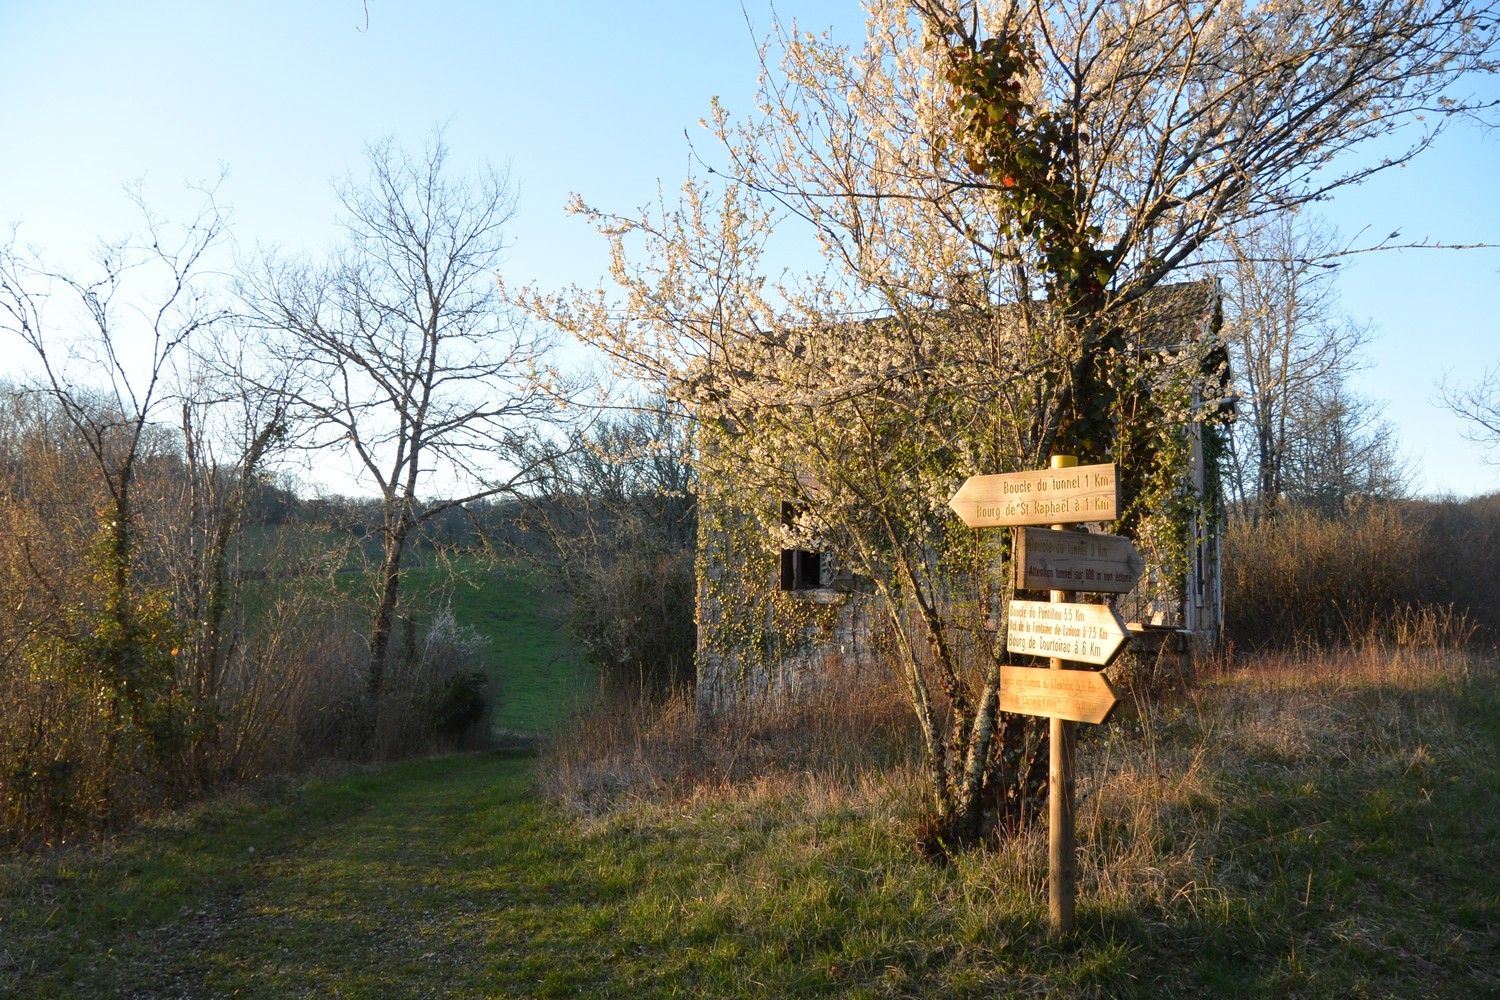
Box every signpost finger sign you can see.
[1006,599,1129,666]
[1014,526,1143,593]
[948,462,1117,528]
[998,665,1120,725]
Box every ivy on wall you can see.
[693,303,1230,705]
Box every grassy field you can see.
[401,563,593,733]
[248,555,593,734]
[239,515,592,732]
[4,645,1497,998]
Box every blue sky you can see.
[2,1,1497,497]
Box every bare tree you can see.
[167,336,294,734]
[1282,380,1413,513]
[241,133,564,697]
[1439,362,1500,460]
[0,183,241,806]
[1219,212,1390,519]
[518,400,698,693]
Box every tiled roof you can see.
[1113,278,1221,351]
[825,277,1221,347]
[684,277,1223,400]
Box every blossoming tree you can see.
[525,0,1498,848]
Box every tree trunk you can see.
[367,520,412,697]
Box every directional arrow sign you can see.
[948,463,1117,527]
[1014,527,1145,594]
[999,665,1120,725]
[1006,599,1129,666]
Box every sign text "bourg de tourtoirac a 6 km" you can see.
[1006,599,1130,667]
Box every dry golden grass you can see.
[546,613,1489,935]
[1223,503,1421,649]
[1224,495,1500,650]
[1078,634,1483,921]
[541,660,925,824]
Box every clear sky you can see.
[2,1,1497,497]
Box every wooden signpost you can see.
[1014,526,1144,594]
[949,456,1134,938]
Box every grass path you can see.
[7,751,886,999]
[4,753,589,998]
[243,558,592,734]
[425,564,593,733]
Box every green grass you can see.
[0,752,1038,999]
[401,562,593,733]
[238,516,594,733]
[4,653,1498,998]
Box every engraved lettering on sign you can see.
[1006,600,1128,667]
[949,463,1118,527]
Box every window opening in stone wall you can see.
[778,500,824,591]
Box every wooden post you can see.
[1048,454,1078,937]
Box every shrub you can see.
[565,545,696,695]
[418,607,493,741]
[372,607,493,758]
